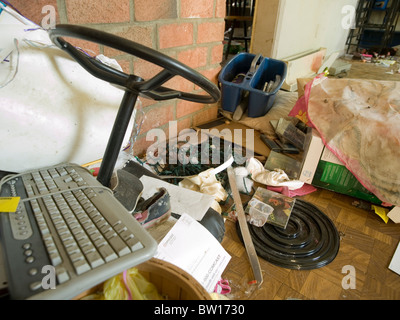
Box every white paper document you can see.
[389,241,400,276]
[154,213,231,292]
[139,175,215,221]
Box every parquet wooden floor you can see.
[220,189,400,300]
[219,59,400,300]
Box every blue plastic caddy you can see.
[218,53,287,118]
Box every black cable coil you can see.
[237,199,340,270]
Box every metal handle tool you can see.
[227,166,263,287]
[249,53,262,74]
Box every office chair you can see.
[224,0,255,60]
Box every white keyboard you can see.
[0,163,157,299]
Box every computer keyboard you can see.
[0,163,157,300]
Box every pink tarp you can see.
[290,76,400,206]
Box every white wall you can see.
[272,0,358,59]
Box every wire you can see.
[0,163,114,204]
[0,162,91,192]
[1,163,67,186]
[20,185,114,203]
[0,1,37,26]
[22,38,56,49]
[0,38,20,89]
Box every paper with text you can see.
[154,213,231,292]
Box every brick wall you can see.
[7,0,226,157]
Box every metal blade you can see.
[227,166,263,287]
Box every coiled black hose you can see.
[237,199,340,270]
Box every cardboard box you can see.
[298,129,382,205]
[299,128,325,184]
[312,148,382,205]
[281,48,327,92]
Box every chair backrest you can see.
[226,0,255,17]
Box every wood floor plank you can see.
[300,272,343,300]
[274,283,306,300]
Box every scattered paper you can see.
[139,175,215,221]
[154,213,231,292]
[389,241,400,276]
[388,206,400,224]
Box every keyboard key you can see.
[108,236,131,257]
[29,281,42,291]
[73,259,91,275]
[119,229,135,241]
[98,245,117,262]
[56,267,70,284]
[126,238,144,252]
[50,252,62,266]
[86,251,104,268]
[80,242,96,255]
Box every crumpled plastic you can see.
[233,166,254,194]
[246,157,304,190]
[246,197,274,227]
[81,268,163,300]
[291,76,400,206]
[179,168,228,214]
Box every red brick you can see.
[176,100,204,118]
[115,58,131,74]
[215,0,226,18]
[140,103,174,133]
[8,0,60,26]
[158,23,193,49]
[66,0,130,24]
[134,0,177,21]
[139,97,157,108]
[103,25,154,57]
[192,104,219,127]
[211,43,224,64]
[197,21,225,44]
[177,47,208,69]
[164,76,195,93]
[133,59,163,80]
[180,0,213,18]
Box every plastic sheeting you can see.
[0,8,131,172]
[292,75,400,206]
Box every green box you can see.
[312,160,382,205]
